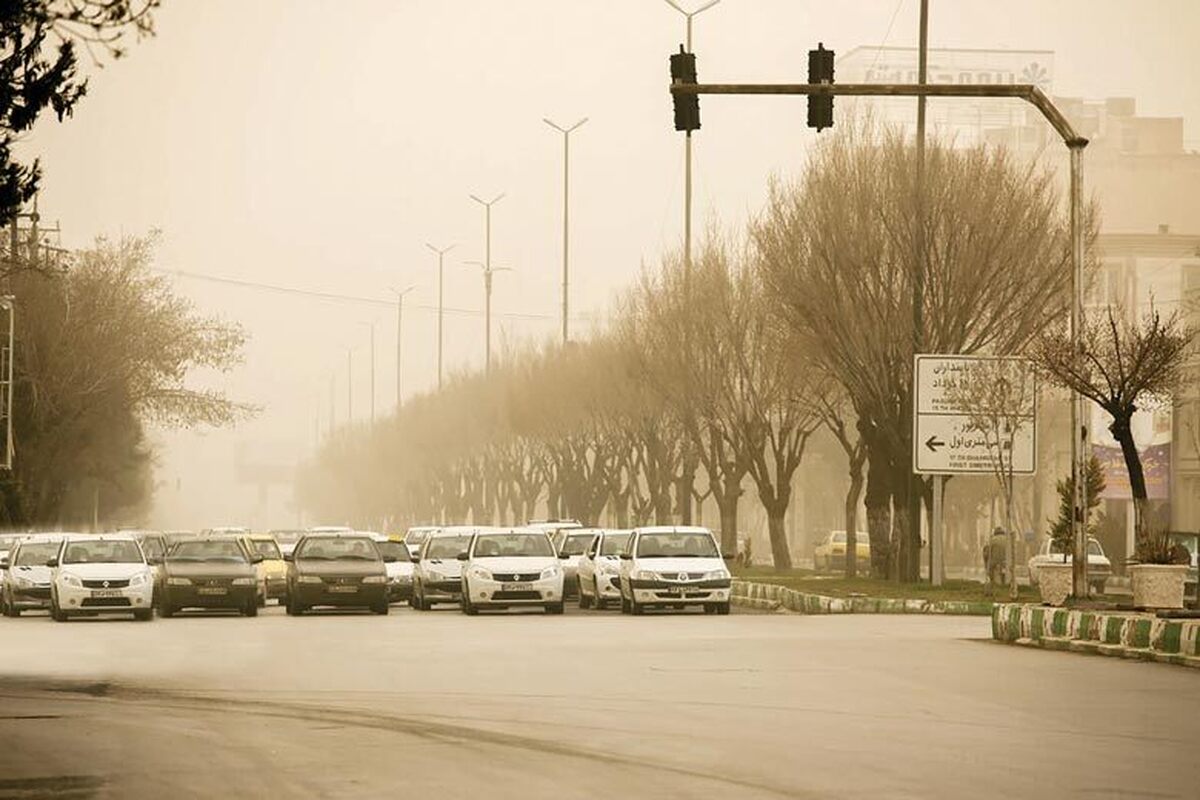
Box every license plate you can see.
[91,590,123,598]
[197,587,227,596]
[329,585,358,593]
[665,586,686,595]
[507,583,532,592]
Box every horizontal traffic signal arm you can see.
[668,82,1085,146]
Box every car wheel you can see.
[372,602,389,615]
[461,597,478,616]
[545,602,565,615]
[160,602,175,618]
[244,600,258,617]
[578,579,592,609]
[4,593,18,618]
[620,592,631,614]
[630,597,645,615]
[257,594,266,608]
[594,579,608,610]
[133,609,153,622]
[51,600,68,622]
[717,602,731,615]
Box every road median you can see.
[731,580,993,616]
[991,603,1200,668]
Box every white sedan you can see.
[1027,536,1112,594]
[49,534,155,621]
[619,526,731,615]
[577,529,632,610]
[459,529,565,615]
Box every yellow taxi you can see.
[239,533,289,605]
[813,531,870,572]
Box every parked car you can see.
[285,532,390,615]
[412,527,477,610]
[1027,536,1112,594]
[551,528,599,598]
[1166,531,1199,600]
[813,530,870,572]
[1,533,65,616]
[403,526,441,561]
[48,534,155,621]
[0,533,24,564]
[458,527,565,615]
[160,536,261,617]
[366,532,414,604]
[239,533,288,605]
[619,526,731,615]
[576,529,632,610]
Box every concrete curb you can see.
[730,580,993,616]
[991,603,1200,669]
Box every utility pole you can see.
[464,260,513,373]
[425,243,455,390]
[543,117,588,344]
[391,285,416,409]
[912,0,934,586]
[663,0,721,281]
[468,192,506,372]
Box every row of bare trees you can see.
[300,123,1089,577]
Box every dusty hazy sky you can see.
[19,0,1200,527]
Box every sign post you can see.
[914,355,1037,589]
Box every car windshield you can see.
[473,533,553,558]
[62,539,143,565]
[170,540,248,561]
[272,531,303,545]
[136,538,165,559]
[1087,540,1104,557]
[296,537,380,561]
[1049,539,1104,557]
[15,542,59,566]
[425,535,471,559]
[600,533,631,556]
[376,541,409,561]
[559,533,593,556]
[0,536,19,550]
[636,532,719,558]
[405,530,430,547]
[831,532,846,544]
[250,540,282,559]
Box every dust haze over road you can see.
[2,609,1197,798]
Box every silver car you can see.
[1,534,63,615]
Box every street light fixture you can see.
[468,192,507,372]
[543,117,588,344]
[389,284,417,409]
[425,242,455,391]
[464,260,513,373]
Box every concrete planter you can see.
[1037,563,1073,606]
[1130,564,1189,609]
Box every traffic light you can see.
[808,42,835,131]
[670,45,700,133]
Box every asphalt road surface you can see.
[1,603,1197,799]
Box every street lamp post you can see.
[543,117,588,344]
[663,0,721,277]
[391,284,416,410]
[468,192,506,371]
[464,260,513,373]
[425,243,455,390]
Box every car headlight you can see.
[705,569,730,580]
[632,569,658,581]
[60,573,83,588]
[231,577,257,586]
[167,577,192,586]
[599,561,621,575]
[540,565,561,580]
[361,575,387,585]
[13,575,35,588]
[129,572,149,587]
[296,575,322,584]
[468,566,492,581]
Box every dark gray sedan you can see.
[160,537,262,617]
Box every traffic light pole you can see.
[672,79,1091,597]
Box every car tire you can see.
[372,602,389,615]
[244,601,258,617]
[4,594,18,618]
[51,601,68,622]
[717,602,731,615]
[461,598,478,616]
[594,580,608,610]
[545,602,565,615]
[620,592,631,614]
[133,609,153,622]
[578,579,592,609]
[160,602,175,618]
[630,597,645,616]
[257,594,267,608]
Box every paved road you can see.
[0,603,1196,799]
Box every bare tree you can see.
[1035,305,1195,562]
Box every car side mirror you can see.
[45,558,59,568]
[251,554,264,564]
[0,558,8,570]
[147,556,163,566]
[456,552,469,561]
[619,552,632,560]
[410,555,421,563]
[723,553,735,561]
[382,555,397,564]
[558,552,570,559]
[283,553,294,563]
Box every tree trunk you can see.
[1111,412,1149,552]
[864,450,892,579]
[843,466,865,579]
[766,504,793,570]
[677,448,698,524]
